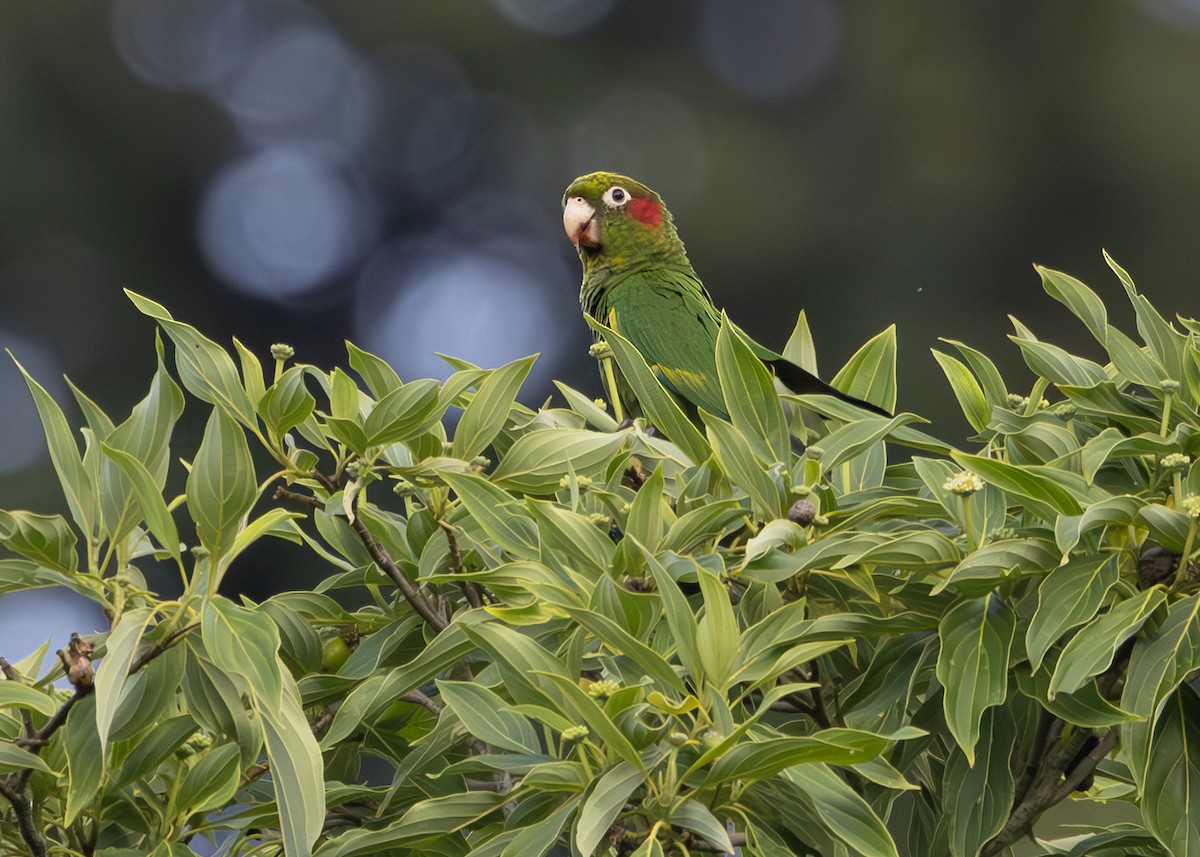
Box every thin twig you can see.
[438,518,484,609]
[348,507,447,631]
[402,688,444,718]
[129,623,197,676]
[276,481,448,631]
[685,831,748,852]
[274,486,325,510]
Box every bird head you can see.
[562,172,681,268]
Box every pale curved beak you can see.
[563,196,600,249]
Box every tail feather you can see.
[766,358,892,418]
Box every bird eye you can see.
[602,186,630,208]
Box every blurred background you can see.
[0,0,1197,842]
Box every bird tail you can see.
[766,358,892,417]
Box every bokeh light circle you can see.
[353,232,573,392]
[697,0,843,102]
[198,147,375,302]
[222,23,376,157]
[489,0,618,35]
[111,0,249,92]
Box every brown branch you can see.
[275,480,448,631]
[274,486,325,510]
[981,724,1111,857]
[683,831,748,852]
[348,504,447,631]
[439,518,484,610]
[403,688,444,718]
[0,777,47,857]
[129,623,197,676]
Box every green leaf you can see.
[1139,504,1193,554]
[670,799,734,853]
[1108,326,1167,387]
[0,681,59,717]
[441,470,539,559]
[831,325,898,414]
[201,598,283,711]
[782,309,818,373]
[176,743,241,815]
[499,797,579,857]
[63,693,103,824]
[490,429,625,494]
[12,354,95,535]
[438,680,540,754]
[554,380,620,432]
[1010,326,1110,387]
[126,290,257,427]
[937,593,1015,763]
[452,355,536,460]
[1038,265,1108,344]
[100,445,182,562]
[952,451,1081,519]
[1143,685,1200,856]
[717,316,790,464]
[704,413,785,518]
[110,714,198,788]
[1015,667,1139,728]
[314,792,506,854]
[696,569,739,691]
[933,350,991,432]
[525,500,615,579]
[942,338,1009,406]
[346,340,402,398]
[624,463,667,552]
[785,762,900,857]
[256,680,325,857]
[1049,589,1166,698]
[1122,594,1200,790]
[1026,554,1120,672]
[0,510,78,572]
[943,705,1014,857]
[560,607,685,693]
[707,729,889,784]
[187,407,256,566]
[574,760,646,856]
[94,606,155,755]
[0,740,54,774]
[935,537,1058,596]
[363,378,444,446]
[644,549,702,680]
[1110,255,1186,384]
[258,365,316,436]
[585,313,711,464]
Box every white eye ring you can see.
[602,186,630,208]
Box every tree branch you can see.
[0,777,47,857]
[348,506,447,631]
[438,518,484,610]
[275,482,449,632]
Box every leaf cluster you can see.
[1,258,1199,857]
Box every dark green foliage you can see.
[1,258,1199,856]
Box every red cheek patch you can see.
[627,197,663,228]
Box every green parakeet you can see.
[561,171,889,422]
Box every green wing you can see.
[607,267,728,418]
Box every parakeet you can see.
[561,171,890,423]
